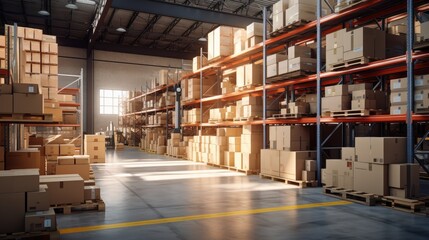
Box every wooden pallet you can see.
[269,27,289,38]
[0,230,60,240]
[233,116,261,122]
[323,187,378,206]
[335,0,366,13]
[52,199,105,214]
[415,108,429,114]
[236,84,259,91]
[271,113,314,119]
[228,167,259,175]
[285,19,311,29]
[330,109,384,117]
[330,57,370,71]
[379,196,426,213]
[207,55,227,63]
[260,173,317,188]
[0,113,53,121]
[267,70,312,83]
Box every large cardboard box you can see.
[288,45,312,59]
[6,149,41,170]
[0,169,40,194]
[273,12,285,32]
[246,22,263,38]
[325,85,348,97]
[355,137,406,164]
[242,152,260,170]
[279,151,316,180]
[0,192,25,234]
[324,159,354,189]
[322,95,351,112]
[288,57,317,72]
[39,174,84,205]
[0,94,13,114]
[274,125,310,151]
[389,164,420,198]
[84,186,101,201]
[56,164,90,180]
[273,0,288,15]
[353,162,388,196]
[13,93,43,114]
[343,27,386,61]
[25,208,56,232]
[207,26,234,60]
[341,147,355,161]
[26,185,49,212]
[285,4,317,26]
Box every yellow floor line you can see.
[59,200,350,235]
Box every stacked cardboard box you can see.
[246,22,263,49]
[6,148,41,172]
[140,128,166,154]
[223,128,243,166]
[221,76,236,94]
[267,52,288,78]
[56,155,90,180]
[166,133,187,157]
[238,95,262,119]
[272,0,288,32]
[0,169,56,234]
[236,63,262,88]
[326,27,386,71]
[239,125,263,171]
[323,137,419,198]
[390,75,429,114]
[84,135,105,163]
[192,55,208,72]
[158,69,174,86]
[0,35,5,69]
[182,76,218,101]
[322,85,350,113]
[261,125,314,180]
[13,83,43,114]
[233,28,247,54]
[207,26,234,61]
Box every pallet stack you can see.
[323,137,420,198]
[84,135,106,163]
[0,169,57,235]
[246,23,263,48]
[390,74,429,114]
[208,26,235,62]
[267,52,288,78]
[44,140,77,175]
[140,128,167,154]
[0,35,5,70]
[261,125,315,182]
[236,63,262,89]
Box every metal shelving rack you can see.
[176,0,429,196]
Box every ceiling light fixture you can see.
[116,27,127,33]
[38,0,50,16]
[77,0,96,5]
[198,26,207,42]
[65,0,79,10]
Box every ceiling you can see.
[0,0,277,59]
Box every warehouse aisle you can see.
[57,148,429,240]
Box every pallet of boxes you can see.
[323,137,423,211]
[390,74,429,115]
[260,125,317,187]
[84,135,106,163]
[0,169,60,238]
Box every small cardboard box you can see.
[84,186,101,201]
[25,208,56,232]
[45,144,59,156]
[59,144,75,156]
[278,59,289,75]
[74,155,90,165]
[57,156,75,165]
[305,159,316,171]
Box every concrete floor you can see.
[58,148,429,240]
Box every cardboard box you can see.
[84,186,101,201]
[207,26,234,60]
[244,63,262,86]
[45,144,59,156]
[279,151,316,180]
[390,105,407,115]
[351,99,376,110]
[0,192,25,233]
[288,45,312,59]
[56,164,90,180]
[234,152,242,169]
[273,11,285,32]
[13,83,39,94]
[242,152,260,170]
[261,149,280,176]
[267,53,288,66]
[46,161,57,175]
[326,47,344,69]
[85,135,105,143]
[273,0,288,15]
[278,59,288,75]
[302,170,316,181]
[6,150,41,170]
[305,160,316,171]
[39,174,84,205]
[389,164,420,194]
[325,85,348,97]
[275,125,310,151]
[288,57,317,72]
[286,4,317,26]
[390,78,407,91]
[341,147,355,161]
[60,144,75,156]
[390,91,407,105]
[267,64,278,78]
[353,162,388,196]
[26,185,49,212]
[246,22,263,38]
[324,159,354,189]
[343,27,386,61]
[355,137,406,164]
[25,208,56,232]
[74,155,90,165]
[322,95,351,112]
[0,84,12,94]
[57,156,74,165]
[0,169,39,194]
[0,94,13,114]
[13,93,43,114]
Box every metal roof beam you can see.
[130,14,161,46]
[88,0,113,50]
[20,0,28,27]
[111,0,261,27]
[100,8,116,42]
[117,11,139,44]
[94,42,196,59]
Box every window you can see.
[100,89,128,115]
